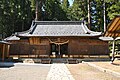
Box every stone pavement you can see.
[46,64,75,80]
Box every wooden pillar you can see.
[2,44,5,62]
[58,44,60,55]
[111,39,115,63]
[7,45,10,58]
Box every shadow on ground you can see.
[0,62,14,68]
[111,63,120,66]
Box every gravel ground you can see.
[0,62,120,80]
[66,63,120,80]
[88,60,120,74]
[0,63,51,80]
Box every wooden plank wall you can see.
[9,37,50,55]
[0,43,10,60]
[9,37,109,56]
[29,37,41,45]
[9,44,50,55]
[0,44,3,57]
[68,38,109,55]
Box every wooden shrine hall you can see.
[4,21,109,58]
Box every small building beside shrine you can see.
[5,21,109,58]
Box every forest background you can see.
[0,0,120,38]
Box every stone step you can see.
[51,58,67,63]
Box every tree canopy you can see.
[0,0,120,38]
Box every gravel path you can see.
[67,63,120,80]
[0,63,51,80]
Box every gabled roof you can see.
[16,21,101,37]
[104,15,120,38]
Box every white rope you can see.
[47,38,69,45]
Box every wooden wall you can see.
[68,37,109,55]
[9,37,109,56]
[29,37,41,45]
[0,43,10,61]
[0,44,2,57]
[9,37,50,55]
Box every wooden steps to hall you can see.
[9,54,110,58]
[5,54,111,64]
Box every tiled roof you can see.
[33,25,85,36]
[99,37,120,41]
[17,21,102,37]
[0,41,11,44]
[4,35,20,41]
[104,15,120,37]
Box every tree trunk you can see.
[103,0,106,32]
[88,0,91,29]
[39,0,43,20]
[35,0,39,21]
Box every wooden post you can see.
[7,45,10,58]
[58,44,60,55]
[111,39,115,63]
[2,44,5,62]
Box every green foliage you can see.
[43,0,69,20]
[90,0,104,31]
[109,40,120,53]
[0,0,120,37]
[0,0,32,37]
[107,0,120,20]
[61,0,70,11]
[68,0,88,21]
[30,0,36,11]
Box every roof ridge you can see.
[34,21,84,22]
